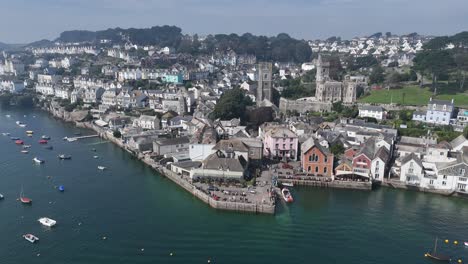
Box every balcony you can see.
[353,168,369,176]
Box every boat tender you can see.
[41,135,51,140]
[281,188,294,203]
[58,154,71,160]
[97,166,107,170]
[0,193,4,199]
[38,139,48,144]
[21,150,29,154]
[33,157,45,164]
[23,234,39,243]
[38,217,57,227]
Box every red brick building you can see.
[301,138,334,177]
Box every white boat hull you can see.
[38,217,57,227]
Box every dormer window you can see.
[433,104,436,110]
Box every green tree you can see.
[370,66,385,84]
[413,50,455,93]
[332,101,344,113]
[210,88,253,120]
[113,130,122,138]
[330,143,345,156]
[463,126,468,139]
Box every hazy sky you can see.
[1,0,467,43]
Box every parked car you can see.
[208,186,219,191]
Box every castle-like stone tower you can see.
[315,54,362,103]
[257,62,273,106]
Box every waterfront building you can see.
[0,80,25,93]
[301,138,334,177]
[399,153,425,185]
[133,115,160,130]
[190,151,248,181]
[153,137,190,156]
[189,124,217,162]
[262,125,298,161]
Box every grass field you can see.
[358,85,468,107]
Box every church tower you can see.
[257,62,273,106]
[315,54,330,102]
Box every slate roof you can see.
[401,152,424,168]
[202,152,247,172]
[154,137,189,146]
[213,139,249,152]
[359,105,384,112]
[451,135,467,150]
[301,137,331,155]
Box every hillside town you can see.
[1,28,468,213]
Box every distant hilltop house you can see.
[412,97,455,126]
[32,46,98,55]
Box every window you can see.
[312,154,316,161]
[375,174,379,179]
[429,180,434,185]
[290,144,293,149]
[442,181,446,186]
[308,166,311,172]
[283,144,285,149]
[324,167,327,174]
[290,138,293,142]
[324,157,328,163]
[315,167,318,173]
[309,155,312,162]
[315,155,319,162]
[275,144,279,149]
[443,175,447,180]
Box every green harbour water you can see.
[1,108,468,264]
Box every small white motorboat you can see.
[23,145,31,149]
[21,150,29,154]
[97,166,107,170]
[1,132,10,136]
[0,193,4,199]
[33,157,45,164]
[93,155,99,159]
[23,234,39,243]
[281,188,294,203]
[58,154,72,160]
[38,217,57,227]
[5,114,10,118]
[67,138,77,142]
[282,182,294,187]
[19,124,26,128]
[464,241,468,247]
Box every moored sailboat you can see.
[425,237,451,262]
[19,187,32,204]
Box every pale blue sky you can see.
[1,0,467,43]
